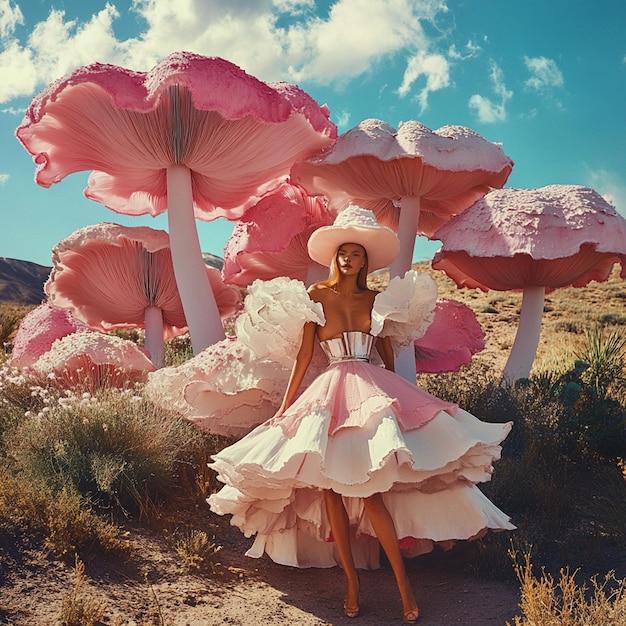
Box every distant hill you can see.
[202,253,223,270]
[0,258,51,305]
[0,254,225,306]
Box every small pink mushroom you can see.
[414,299,485,374]
[16,52,336,356]
[10,303,88,368]
[222,180,333,287]
[45,223,241,368]
[292,118,512,381]
[32,331,156,390]
[432,185,626,383]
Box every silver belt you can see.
[328,356,370,363]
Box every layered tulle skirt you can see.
[208,361,515,569]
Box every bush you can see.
[419,356,626,575]
[0,467,128,557]
[4,386,205,518]
[0,305,29,351]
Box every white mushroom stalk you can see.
[144,305,165,368]
[166,164,224,353]
[389,196,422,382]
[501,286,545,384]
[166,86,224,354]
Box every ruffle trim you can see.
[236,276,325,368]
[371,270,438,353]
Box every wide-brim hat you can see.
[308,205,400,271]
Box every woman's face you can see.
[336,243,367,276]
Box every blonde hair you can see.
[317,243,369,290]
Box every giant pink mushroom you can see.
[45,223,241,368]
[222,180,334,287]
[16,52,336,355]
[291,118,512,381]
[432,184,626,383]
[292,118,513,277]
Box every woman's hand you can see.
[270,406,286,421]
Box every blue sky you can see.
[0,0,624,267]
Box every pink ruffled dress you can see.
[208,272,514,570]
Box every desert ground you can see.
[1,263,624,625]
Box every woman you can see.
[209,206,514,623]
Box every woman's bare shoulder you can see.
[307,282,332,302]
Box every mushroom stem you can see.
[390,196,421,383]
[144,306,165,368]
[389,196,421,279]
[166,165,225,354]
[501,285,546,385]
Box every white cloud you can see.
[334,109,351,131]
[585,168,626,217]
[0,173,8,184]
[0,5,123,103]
[0,0,452,103]
[524,56,564,91]
[285,0,444,85]
[0,0,23,39]
[448,40,481,60]
[272,0,315,15]
[397,51,450,113]
[468,61,512,123]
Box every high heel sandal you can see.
[343,577,360,618]
[403,607,419,623]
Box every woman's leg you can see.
[363,493,419,622]
[324,489,360,617]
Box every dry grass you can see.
[0,304,31,350]
[172,528,222,572]
[508,551,626,626]
[57,555,107,626]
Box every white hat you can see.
[308,205,400,271]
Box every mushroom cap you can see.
[432,185,626,292]
[291,118,513,237]
[222,181,333,286]
[16,51,337,220]
[414,299,485,373]
[10,303,88,368]
[32,330,156,389]
[45,223,241,338]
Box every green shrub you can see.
[420,358,626,575]
[4,387,203,518]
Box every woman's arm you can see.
[272,321,318,417]
[376,335,395,372]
